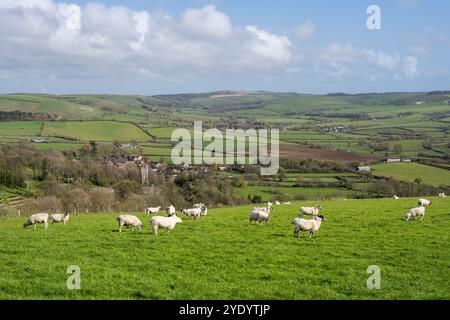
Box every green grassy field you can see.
[0,197,448,299]
[233,186,353,201]
[372,163,450,187]
[1,91,449,160]
[42,121,151,142]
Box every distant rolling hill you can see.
[0,91,449,162]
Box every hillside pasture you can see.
[41,121,151,142]
[371,163,450,187]
[0,198,448,299]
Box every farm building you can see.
[386,158,412,163]
[357,166,371,173]
[322,125,348,133]
[30,138,49,143]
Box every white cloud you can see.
[317,43,419,81]
[294,21,315,40]
[182,5,232,39]
[245,25,292,62]
[0,0,55,10]
[0,0,425,89]
[0,0,295,82]
[363,50,400,70]
[57,3,81,31]
[402,56,419,79]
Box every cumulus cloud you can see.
[0,0,292,82]
[317,43,419,79]
[0,0,423,90]
[182,5,232,39]
[363,50,400,70]
[245,26,292,62]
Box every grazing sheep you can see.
[249,206,271,224]
[283,201,292,205]
[299,205,321,218]
[252,202,273,215]
[150,215,183,236]
[438,193,446,198]
[50,212,70,225]
[146,206,162,214]
[418,199,432,207]
[393,195,400,200]
[23,213,49,229]
[405,207,426,222]
[166,205,176,217]
[181,205,207,219]
[275,201,281,205]
[117,215,143,232]
[293,215,325,238]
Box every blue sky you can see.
[0,0,449,94]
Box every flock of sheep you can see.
[248,202,325,238]
[22,196,441,238]
[117,203,207,236]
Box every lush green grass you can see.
[233,185,353,201]
[0,121,43,137]
[0,197,448,299]
[371,163,450,187]
[42,121,151,142]
[0,94,101,118]
[33,142,83,151]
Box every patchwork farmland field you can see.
[371,163,450,187]
[0,198,448,299]
[1,91,449,160]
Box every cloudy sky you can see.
[0,0,449,94]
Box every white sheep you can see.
[283,201,292,205]
[438,193,446,198]
[166,205,176,217]
[23,213,49,229]
[252,202,273,215]
[249,209,270,224]
[293,215,325,238]
[146,206,162,214]
[393,195,400,200]
[182,206,203,220]
[275,201,281,205]
[50,212,70,225]
[299,205,321,218]
[193,203,204,209]
[405,207,426,222]
[117,215,143,232]
[418,199,432,207]
[150,215,183,236]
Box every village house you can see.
[322,125,348,133]
[30,138,49,143]
[356,166,371,173]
